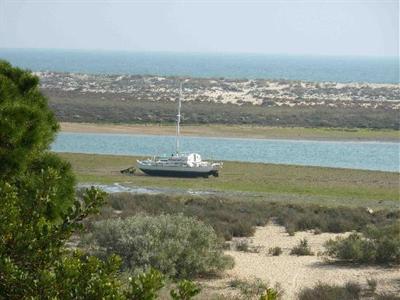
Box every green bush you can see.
[366,278,377,294]
[124,268,201,300]
[268,247,283,256]
[125,268,165,300]
[324,222,400,265]
[275,205,396,234]
[229,278,269,299]
[87,214,232,278]
[299,281,400,300]
[235,240,250,252]
[229,278,282,300]
[290,239,313,256]
[375,294,400,300]
[298,282,362,300]
[100,193,399,242]
[170,280,201,300]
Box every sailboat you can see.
[137,82,223,178]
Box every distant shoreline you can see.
[60,122,400,142]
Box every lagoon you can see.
[52,133,399,172]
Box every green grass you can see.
[60,152,399,208]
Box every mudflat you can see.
[60,122,400,141]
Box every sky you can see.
[0,0,398,57]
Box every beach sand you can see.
[201,223,400,299]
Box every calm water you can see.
[1,49,398,83]
[52,133,399,172]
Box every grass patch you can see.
[60,152,400,207]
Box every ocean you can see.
[0,48,398,83]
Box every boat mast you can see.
[176,81,182,154]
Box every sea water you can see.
[0,48,398,83]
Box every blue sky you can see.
[0,0,398,57]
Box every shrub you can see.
[290,239,313,256]
[235,240,250,252]
[268,247,283,256]
[170,280,201,300]
[314,228,322,235]
[298,281,362,300]
[124,268,201,300]
[259,288,280,300]
[105,193,267,241]
[299,281,400,300]
[229,278,269,299]
[286,224,296,236]
[375,294,400,300]
[126,268,165,300]
[324,222,400,265]
[101,193,400,242]
[275,205,398,235]
[324,233,374,262]
[87,214,232,278]
[366,278,377,294]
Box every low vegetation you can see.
[85,214,233,278]
[274,205,400,234]
[298,280,400,300]
[46,89,400,129]
[268,247,283,256]
[298,282,362,300]
[290,239,314,256]
[234,240,250,252]
[324,222,400,265]
[96,193,399,241]
[228,278,282,300]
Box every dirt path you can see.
[202,223,400,299]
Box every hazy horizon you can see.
[1,47,399,59]
[1,0,398,58]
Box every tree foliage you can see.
[0,60,58,178]
[0,61,203,299]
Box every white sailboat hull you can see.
[137,161,220,177]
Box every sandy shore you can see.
[202,223,400,299]
[60,122,399,141]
